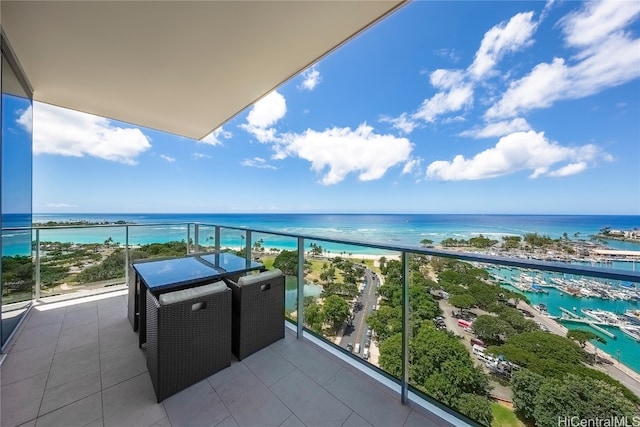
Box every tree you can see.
[455,393,493,426]
[567,329,606,349]
[305,303,324,334]
[448,294,475,314]
[511,368,544,421]
[273,250,299,276]
[501,235,522,250]
[488,331,586,374]
[533,374,637,427]
[419,238,434,248]
[309,242,323,257]
[252,238,264,253]
[378,256,387,272]
[322,295,350,333]
[472,315,515,343]
[378,332,402,378]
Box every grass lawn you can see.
[491,403,525,427]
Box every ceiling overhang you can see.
[1,1,405,140]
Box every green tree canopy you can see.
[566,329,606,348]
[472,315,515,343]
[533,374,638,427]
[448,294,476,313]
[273,250,299,276]
[322,295,350,332]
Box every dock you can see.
[559,307,617,339]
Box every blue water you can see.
[20,213,640,248]
[492,266,640,373]
[3,213,640,371]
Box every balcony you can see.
[1,222,639,426]
[1,290,446,427]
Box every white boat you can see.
[620,326,640,342]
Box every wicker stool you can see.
[146,281,231,402]
[225,269,285,360]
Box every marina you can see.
[493,271,640,373]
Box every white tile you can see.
[39,371,101,416]
[102,373,167,427]
[216,369,291,426]
[0,373,48,427]
[47,342,100,389]
[35,392,102,427]
[163,380,230,427]
[1,342,56,385]
[270,370,351,427]
[323,368,410,427]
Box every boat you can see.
[620,326,640,342]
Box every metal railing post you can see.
[401,251,410,404]
[215,226,221,253]
[214,226,221,265]
[187,223,192,254]
[34,228,41,300]
[297,237,305,339]
[194,223,200,253]
[245,230,252,265]
[125,225,129,286]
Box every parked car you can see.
[354,343,361,354]
[346,342,354,352]
[365,338,371,348]
[363,348,369,360]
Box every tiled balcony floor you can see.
[1,290,453,427]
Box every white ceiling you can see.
[2,1,405,140]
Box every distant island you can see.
[33,220,135,227]
[597,227,640,244]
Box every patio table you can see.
[130,252,263,346]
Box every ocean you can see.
[13,213,640,251]
[3,213,640,372]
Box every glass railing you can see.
[2,221,639,426]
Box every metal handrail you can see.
[4,221,639,427]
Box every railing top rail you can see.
[3,221,639,282]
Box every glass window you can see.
[1,46,34,347]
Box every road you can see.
[338,266,380,362]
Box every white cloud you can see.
[486,2,640,119]
[379,113,418,134]
[241,157,277,169]
[240,91,287,142]
[547,162,587,177]
[30,102,150,165]
[460,118,531,138]
[426,130,608,181]
[485,58,570,118]
[193,153,212,159]
[401,157,423,175]
[299,67,321,91]
[17,107,32,133]
[468,12,538,80]
[399,11,538,126]
[560,1,640,48]
[275,124,413,185]
[430,69,465,90]
[160,154,175,163]
[412,85,474,123]
[200,126,232,146]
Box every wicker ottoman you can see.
[146,281,231,402]
[225,269,285,360]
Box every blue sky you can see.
[12,1,640,214]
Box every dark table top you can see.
[132,252,263,293]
